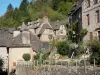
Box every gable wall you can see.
[40,29,55,42]
[56,25,66,35]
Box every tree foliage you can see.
[87,39,100,65]
[56,41,72,56]
[7,3,13,11]
[57,1,72,16]
[19,0,29,11]
[0,0,78,28]
[22,53,31,61]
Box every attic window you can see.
[60,30,63,34]
[98,31,100,40]
[48,35,52,40]
[94,0,98,4]
[87,0,90,8]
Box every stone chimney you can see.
[28,22,31,25]
[43,16,49,24]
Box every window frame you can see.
[96,10,100,23]
[86,14,90,25]
[94,0,98,5]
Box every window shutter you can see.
[90,32,93,40]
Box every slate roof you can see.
[69,0,83,15]
[0,28,50,52]
[51,19,68,30]
[0,29,13,47]
[38,23,52,35]
[30,32,41,51]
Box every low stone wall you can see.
[16,64,100,75]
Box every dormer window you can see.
[86,0,90,8]
[98,31,100,40]
[94,0,98,5]
[96,10,100,23]
[48,35,52,40]
[60,30,63,34]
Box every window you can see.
[90,32,93,40]
[60,30,63,34]
[48,35,52,40]
[94,0,98,4]
[86,14,90,25]
[96,10,100,23]
[87,0,90,8]
[98,31,100,40]
[34,29,36,33]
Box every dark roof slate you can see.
[0,29,13,47]
[69,0,83,15]
[38,23,52,35]
[30,32,41,51]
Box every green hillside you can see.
[0,0,78,28]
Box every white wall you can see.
[9,47,36,73]
[13,31,20,38]
[40,29,55,42]
[56,25,66,35]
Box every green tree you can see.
[57,1,72,16]
[51,0,61,10]
[80,29,88,39]
[87,39,100,65]
[5,3,14,18]
[56,41,72,56]
[7,3,13,11]
[19,0,29,11]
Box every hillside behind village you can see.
[0,0,78,28]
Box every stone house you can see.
[0,16,67,73]
[21,16,67,42]
[82,0,100,41]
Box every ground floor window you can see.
[98,31,100,40]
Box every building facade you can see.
[82,0,100,41]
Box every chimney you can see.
[28,22,31,25]
[43,16,49,24]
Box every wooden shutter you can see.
[90,32,93,40]
[87,14,89,25]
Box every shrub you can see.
[56,40,72,56]
[80,29,88,38]
[0,57,4,70]
[22,53,31,61]
[87,39,100,65]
